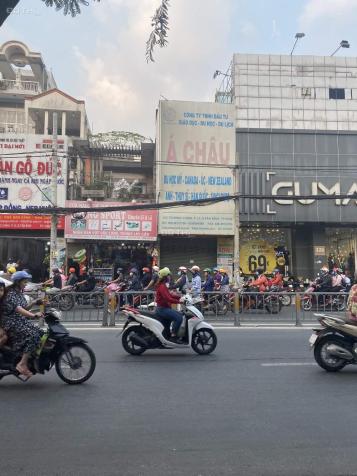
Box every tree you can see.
[146,0,170,62]
[0,0,100,27]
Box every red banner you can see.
[0,214,64,230]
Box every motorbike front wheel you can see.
[55,343,96,384]
[191,328,217,355]
[122,326,147,355]
[302,298,312,311]
[58,294,75,312]
[314,337,348,372]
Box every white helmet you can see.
[178,266,187,272]
[190,265,200,273]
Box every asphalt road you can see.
[2,328,357,476]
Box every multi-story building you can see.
[0,40,90,279]
[216,53,357,279]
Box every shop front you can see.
[156,100,236,278]
[237,129,357,280]
[64,200,158,279]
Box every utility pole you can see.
[49,112,58,271]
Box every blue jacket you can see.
[203,275,215,292]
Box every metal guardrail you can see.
[35,289,351,326]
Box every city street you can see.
[2,328,357,476]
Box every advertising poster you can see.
[0,134,67,229]
[240,239,277,275]
[217,237,234,279]
[157,100,235,235]
[65,201,158,241]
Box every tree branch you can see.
[146,0,170,63]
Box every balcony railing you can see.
[0,79,41,94]
[0,122,26,133]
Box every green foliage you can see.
[41,0,100,17]
[146,0,170,62]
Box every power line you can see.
[0,192,356,216]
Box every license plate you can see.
[309,333,317,346]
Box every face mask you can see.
[129,273,133,277]
[178,271,181,276]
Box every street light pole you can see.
[50,112,58,271]
[290,32,305,55]
[331,40,350,56]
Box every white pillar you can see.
[61,112,66,136]
[44,110,49,135]
[80,111,85,138]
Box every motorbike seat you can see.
[140,310,159,319]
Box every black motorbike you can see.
[0,308,96,384]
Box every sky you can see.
[1,0,357,138]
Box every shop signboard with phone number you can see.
[240,239,276,275]
[64,200,158,241]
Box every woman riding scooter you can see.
[155,267,182,341]
[1,271,43,377]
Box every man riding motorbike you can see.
[155,267,182,341]
[202,268,215,293]
[141,267,152,289]
[144,266,160,291]
[43,267,63,291]
[77,267,96,293]
[1,271,43,377]
[67,267,78,287]
[250,269,269,292]
[219,269,230,293]
[173,266,189,292]
[189,266,201,298]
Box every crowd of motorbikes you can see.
[20,265,354,316]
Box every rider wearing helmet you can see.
[219,269,230,293]
[202,268,214,292]
[173,266,188,292]
[77,268,96,293]
[250,268,269,292]
[316,267,332,292]
[43,267,62,290]
[141,267,152,289]
[270,268,283,288]
[127,268,142,291]
[155,268,182,340]
[144,265,160,291]
[1,271,43,377]
[213,267,223,288]
[189,266,202,298]
[67,267,78,286]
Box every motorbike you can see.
[241,285,283,314]
[0,308,96,383]
[310,313,357,372]
[120,292,217,355]
[302,283,346,312]
[57,284,105,311]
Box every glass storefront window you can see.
[326,228,356,277]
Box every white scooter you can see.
[120,293,217,355]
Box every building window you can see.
[329,88,345,99]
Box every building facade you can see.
[0,41,90,279]
[228,53,357,279]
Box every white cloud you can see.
[75,0,234,137]
[300,0,357,25]
[239,20,258,40]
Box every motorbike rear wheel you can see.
[314,336,348,372]
[122,326,147,355]
[55,343,96,384]
[191,328,217,355]
[302,298,312,311]
[281,294,292,306]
